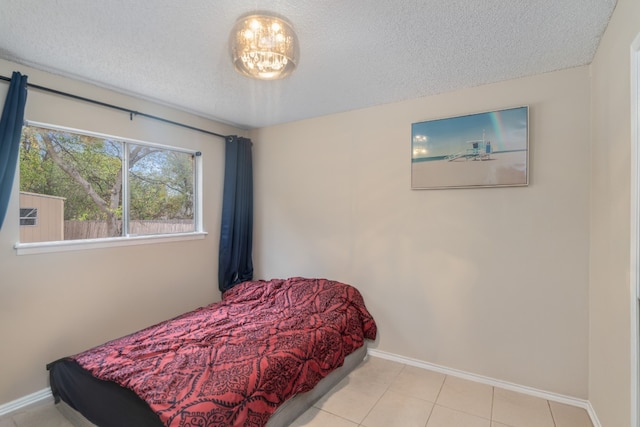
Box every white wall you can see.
[0,59,242,404]
[589,0,640,425]
[251,67,591,398]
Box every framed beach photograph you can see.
[411,106,529,189]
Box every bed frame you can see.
[53,344,368,427]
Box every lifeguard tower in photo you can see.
[445,131,493,162]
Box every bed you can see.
[47,277,377,427]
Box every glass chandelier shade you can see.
[230,14,299,80]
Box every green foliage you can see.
[129,147,194,220]
[20,126,122,221]
[19,127,50,193]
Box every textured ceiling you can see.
[0,0,617,129]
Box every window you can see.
[19,208,37,226]
[18,122,202,249]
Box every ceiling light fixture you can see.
[230,13,299,80]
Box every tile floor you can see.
[0,356,593,427]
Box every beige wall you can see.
[589,0,640,425]
[0,59,242,404]
[251,67,591,397]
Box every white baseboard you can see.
[0,388,53,417]
[584,400,602,427]
[367,348,601,427]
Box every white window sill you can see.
[15,232,208,255]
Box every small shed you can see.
[19,192,65,243]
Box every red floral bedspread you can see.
[73,277,377,427]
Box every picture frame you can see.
[411,106,529,189]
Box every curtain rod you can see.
[0,74,228,140]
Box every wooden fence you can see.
[64,220,194,240]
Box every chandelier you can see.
[230,13,299,80]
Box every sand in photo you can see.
[411,151,527,189]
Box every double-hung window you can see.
[17,122,203,253]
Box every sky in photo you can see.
[411,107,528,159]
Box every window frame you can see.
[19,207,38,226]
[15,121,206,255]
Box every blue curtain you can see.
[0,71,28,230]
[218,135,253,293]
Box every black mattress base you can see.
[48,357,163,427]
[51,344,368,427]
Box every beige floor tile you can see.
[426,405,491,427]
[361,389,433,427]
[436,375,493,419]
[0,417,16,427]
[0,362,597,427]
[12,404,73,427]
[349,356,405,385]
[290,407,359,427]
[313,375,388,424]
[492,388,554,427]
[549,401,593,427]
[388,365,446,402]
